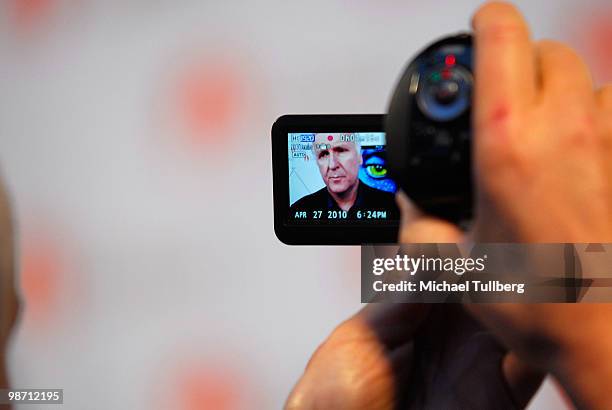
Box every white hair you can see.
[311,134,361,155]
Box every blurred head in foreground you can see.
[0,176,17,388]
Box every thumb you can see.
[396,190,464,243]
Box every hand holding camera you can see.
[285,2,612,409]
[395,3,612,244]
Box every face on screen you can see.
[313,134,362,195]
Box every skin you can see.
[287,2,612,409]
[313,134,363,211]
[0,175,18,392]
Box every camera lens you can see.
[433,80,459,105]
[416,65,472,122]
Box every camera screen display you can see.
[287,132,399,223]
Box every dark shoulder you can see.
[290,187,328,210]
[360,183,396,202]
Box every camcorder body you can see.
[272,34,473,245]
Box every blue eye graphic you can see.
[359,148,397,193]
[364,156,388,179]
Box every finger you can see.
[472,1,537,130]
[396,190,463,243]
[359,303,431,348]
[537,40,594,103]
[465,303,547,406]
[503,351,546,408]
[598,85,612,148]
[285,304,431,410]
[285,314,393,410]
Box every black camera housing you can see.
[386,33,473,224]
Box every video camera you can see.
[272,34,473,245]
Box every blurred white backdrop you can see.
[0,0,609,408]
